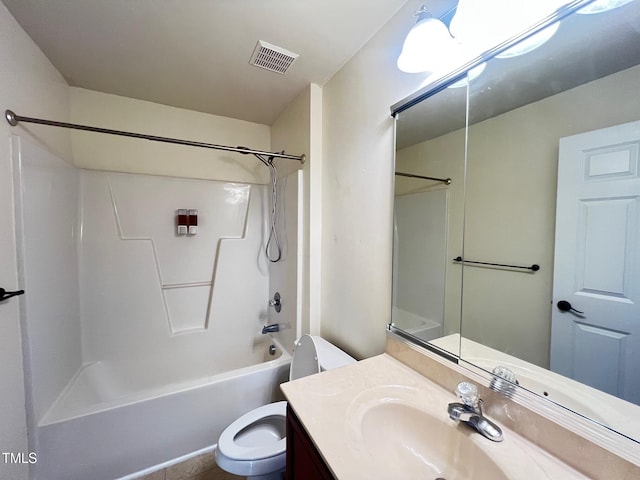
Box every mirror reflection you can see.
[392,1,640,443]
[393,84,466,355]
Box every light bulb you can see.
[450,0,568,58]
[397,17,457,73]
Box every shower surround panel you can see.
[78,170,269,368]
[12,136,82,424]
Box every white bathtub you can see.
[34,337,291,480]
[391,307,443,342]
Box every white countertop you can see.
[281,353,588,480]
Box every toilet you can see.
[215,335,356,479]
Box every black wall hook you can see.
[0,288,25,302]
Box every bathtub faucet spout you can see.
[262,323,280,334]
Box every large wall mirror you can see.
[391,0,640,444]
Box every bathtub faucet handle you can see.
[269,292,281,313]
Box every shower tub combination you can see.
[36,338,290,480]
[12,135,301,480]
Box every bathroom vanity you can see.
[281,332,633,479]
[285,405,334,480]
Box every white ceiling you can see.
[1,0,412,125]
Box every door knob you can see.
[557,300,584,314]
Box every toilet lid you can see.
[290,335,355,381]
[289,335,320,381]
[217,401,287,461]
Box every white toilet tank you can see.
[289,335,356,381]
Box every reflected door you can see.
[551,121,640,405]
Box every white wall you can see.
[320,0,429,358]
[0,3,72,478]
[70,87,271,183]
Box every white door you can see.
[551,121,640,405]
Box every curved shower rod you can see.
[4,109,306,164]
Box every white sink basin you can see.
[359,399,509,479]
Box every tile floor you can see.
[138,451,244,480]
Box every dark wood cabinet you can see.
[285,404,336,480]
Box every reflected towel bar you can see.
[395,171,452,185]
[453,256,540,272]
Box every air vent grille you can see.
[249,40,299,74]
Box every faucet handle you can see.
[455,382,480,409]
[492,365,519,384]
[269,292,282,313]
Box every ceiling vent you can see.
[249,40,299,74]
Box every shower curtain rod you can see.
[4,109,305,163]
[395,171,451,185]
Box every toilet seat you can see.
[215,336,356,478]
[216,401,287,472]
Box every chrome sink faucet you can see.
[448,382,503,442]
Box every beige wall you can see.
[0,3,73,479]
[70,87,271,183]
[320,0,429,358]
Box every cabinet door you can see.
[285,405,335,480]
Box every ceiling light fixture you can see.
[396,1,585,78]
[450,0,568,59]
[397,5,457,74]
